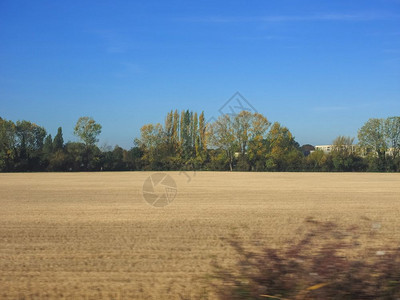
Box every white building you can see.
[314,145,333,154]
[313,145,397,157]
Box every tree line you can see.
[0,112,399,172]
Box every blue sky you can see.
[1,0,399,149]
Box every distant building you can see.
[312,145,397,157]
[313,145,358,154]
[314,145,334,154]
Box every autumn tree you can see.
[208,114,237,171]
[245,112,271,171]
[265,122,302,171]
[233,111,253,157]
[199,111,207,154]
[173,109,180,153]
[136,123,164,170]
[0,117,16,171]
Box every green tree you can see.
[180,110,193,160]
[0,117,16,171]
[64,142,86,171]
[384,116,400,159]
[53,127,64,151]
[43,134,53,154]
[123,147,143,170]
[42,134,54,169]
[330,136,364,171]
[73,117,102,170]
[193,112,199,153]
[358,118,387,161]
[74,117,102,146]
[332,136,355,155]
[109,146,125,170]
[305,149,326,171]
[49,148,68,171]
[14,120,46,171]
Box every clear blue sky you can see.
[1,0,399,149]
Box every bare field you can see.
[0,172,400,299]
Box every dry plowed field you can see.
[1,172,399,299]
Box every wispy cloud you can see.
[176,12,399,23]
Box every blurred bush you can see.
[213,218,400,299]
